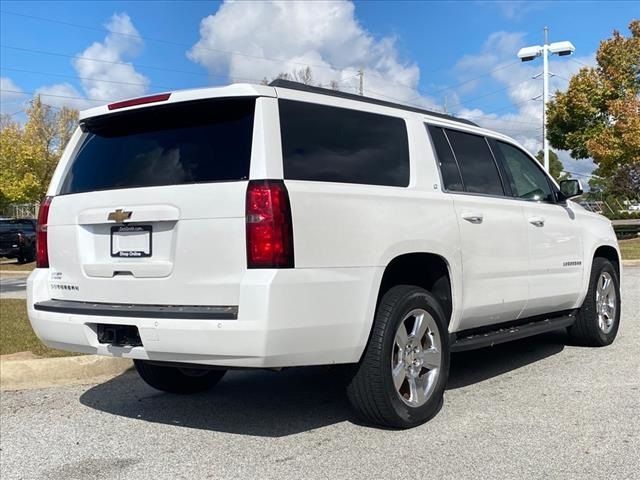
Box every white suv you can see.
[27,80,622,428]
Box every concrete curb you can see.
[623,260,640,267]
[0,270,32,275]
[0,355,133,391]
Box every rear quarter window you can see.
[60,98,255,195]
[443,129,504,196]
[279,100,410,187]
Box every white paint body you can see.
[27,84,620,368]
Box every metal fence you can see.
[580,196,640,215]
[0,203,40,219]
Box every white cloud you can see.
[36,13,149,110]
[73,13,149,101]
[34,83,93,110]
[0,77,28,114]
[187,0,439,109]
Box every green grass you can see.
[0,258,36,271]
[0,299,76,357]
[620,237,640,261]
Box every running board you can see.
[451,314,576,353]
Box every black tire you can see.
[134,360,226,394]
[16,254,25,264]
[569,257,621,347]
[346,285,450,429]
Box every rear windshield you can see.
[60,98,255,195]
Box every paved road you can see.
[1,269,638,480]
[0,272,28,299]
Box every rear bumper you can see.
[27,266,382,368]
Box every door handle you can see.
[528,216,545,227]
[461,212,484,224]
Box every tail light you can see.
[246,180,294,268]
[36,196,52,268]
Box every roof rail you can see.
[268,79,478,127]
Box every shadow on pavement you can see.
[80,366,354,437]
[448,330,566,389]
[80,331,566,436]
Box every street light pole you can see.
[542,26,550,173]
[517,28,575,173]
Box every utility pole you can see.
[517,29,575,173]
[542,26,550,173]
[358,68,364,96]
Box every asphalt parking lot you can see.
[0,273,28,299]
[1,268,638,480]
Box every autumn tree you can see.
[546,20,640,197]
[270,67,342,90]
[535,149,568,181]
[0,96,78,204]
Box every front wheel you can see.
[569,257,621,347]
[346,285,450,428]
[134,360,226,394]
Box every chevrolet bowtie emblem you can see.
[107,209,132,223]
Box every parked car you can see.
[27,80,622,428]
[0,218,37,263]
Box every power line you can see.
[406,61,520,103]
[1,44,216,79]
[446,77,534,111]
[481,98,534,116]
[570,58,594,69]
[0,9,342,74]
[0,9,457,88]
[431,62,520,97]
[1,66,175,90]
[0,9,526,102]
[0,88,112,103]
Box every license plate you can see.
[110,225,152,258]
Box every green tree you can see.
[0,96,78,203]
[546,20,640,197]
[535,150,568,181]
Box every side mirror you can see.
[559,179,583,199]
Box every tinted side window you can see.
[427,125,463,191]
[279,100,409,187]
[445,129,504,196]
[497,141,553,202]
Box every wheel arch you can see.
[593,244,621,279]
[576,242,622,309]
[376,252,455,326]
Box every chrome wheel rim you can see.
[391,308,442,407]
[595,272,616,334]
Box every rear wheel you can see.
[569,257,621,347]
[346,285,450,428]
[134,360,226,394]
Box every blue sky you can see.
[1,0,638,177]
